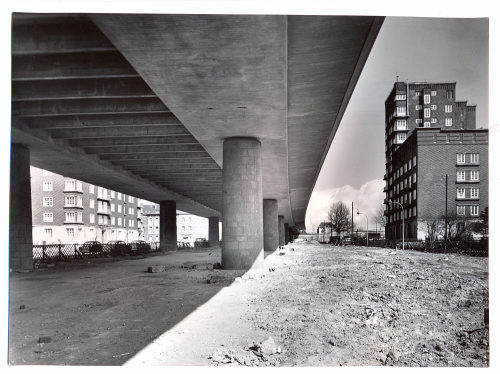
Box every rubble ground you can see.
[8,243,488,366]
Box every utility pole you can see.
[351,201,354,238]
[445,174,448,251]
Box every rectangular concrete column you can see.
[284,223,290,244]
[263,199,279,252]
[208,216,220,247]
[160,200,177,251]
[278,215,285,247]
[222,137,264,270]
[10,144,34,270]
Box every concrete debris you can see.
[38,336,52,344]
[147,265,166,273]
[260,336,279,355]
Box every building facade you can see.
[384,82,488,240]
[31,167,143,244]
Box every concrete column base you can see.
[278,215,285,248]
[222,137,264,270]
[160,200,177,252]
[10,144,34,270]
[208,216,220,247]
[263,199,279,252]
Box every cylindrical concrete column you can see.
[222,137,263,270]
[208,216,220,247]
[10,144,34,270]
[284,223,290,244]
[263,199,279,252]
[160,200,177,251]
[278,215,285,247]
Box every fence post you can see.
[42,243,46,262]
[58,244,62,261]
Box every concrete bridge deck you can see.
[10,13,384,269]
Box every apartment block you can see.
[31,167,143,244]
[384,82,488,240]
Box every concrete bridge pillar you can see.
[10,144,34,270]
[160,200,177,251]
[278,215,285,247]
[222,137,263,270]
[263,199,279,252]
[284,223,290,244]
[208,216,220,247]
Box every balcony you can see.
[64,203,83,209]
[97,194,111,201]
[97,208,111,215]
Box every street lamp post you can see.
[388,200,404,251]
[357,210,369,246]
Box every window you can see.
[128,196,134,203]
[128,207,134,215]
[90,213,95,223]
[445,118,453,126]
[457,171,465,181]
[111,191,115,198]
[413,189,416,200]
[111,203,115,212]
[118,217,122,226]
[445,105,452,113]
[471,205,479,216]
[471,170,479,181]
[111,216,115,225]
[416,91,421,96]
[45,228,53,237]
[447,90,454,99]
[43,196,53,207]
[415,105,422,110]
[42,181,53,191]
[424,94,430,104]
[42,170,53,176]
[67,228,75,238]
[65,211,77,223]
[118,204,122,213]
[416,119,422,124]
[396,106,406,116]
[431,118,437,124]
[117,192,122,200]
[457,154,465,164]
[396,119,406,129]
[129,219,135,227]
[457,205,466,216]
[424,122,430,128]
[424,108,430,118]
[404,163,407,173]
[396,133,406,143]
[90,199,95,209]
[457,188,466,199]
[431,90,437,96]
[395,94,406,100]
[431,105,437,110]
[471,153,479,163]
[413,156,417,167]
[64,179,77,191]
[43,212,53,223]
[471,188,479,199]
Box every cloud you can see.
[305,179,385,232]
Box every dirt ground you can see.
[8,241,489,366]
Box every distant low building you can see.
[141,203,210,245]
[384,81,488,240]
[31,167,143,244]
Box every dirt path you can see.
[8,243,488,366]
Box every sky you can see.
[305,16,489,233]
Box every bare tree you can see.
[327,201,351,237]
[373,205,386,233]
[425,219,444,243]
